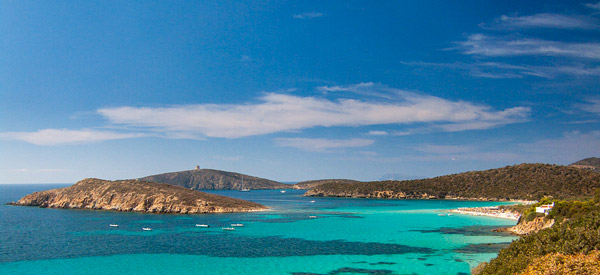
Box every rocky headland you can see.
[8,178,267,214]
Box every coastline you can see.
[448,206,521,220]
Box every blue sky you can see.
[1,0,599,183]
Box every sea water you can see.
[0,184,518,275]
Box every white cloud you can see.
[0,129,146,145]
[98,88,530,139]
[458,34,600,60]
[293,12,324,19]
[485,13,599,30]
[275,138,374,152]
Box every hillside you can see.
[8,178,267,214]
[475,198,600,274]
[139,169,289,190]
[305,163,600,201]
[293,179,361,190]
[570,157,600,172]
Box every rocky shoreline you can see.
[8,178,268,214]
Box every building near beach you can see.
[536,202,554,215]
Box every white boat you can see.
[280,190,286,193]
[109,224,119,227]
[196,224,209,228]
[231,223,244,227]
[222,227,235,231]
[310,200,316,203]
[309,216,317,219]
[239,177,250,192]
[142,228,152,231]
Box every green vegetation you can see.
[477,198,600,275]
[307,163,600,201]
[519,251,600,275]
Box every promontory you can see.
[8,178,267,214]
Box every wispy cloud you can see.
[585,1,600,12]
[275,138,374,152]
[416,144,475,154]
[457,34,600,60]
[519,131,600,163]
[293,12,324,19]
[403,61,600,79]
[0,129,146,145]
[98,86,530,139]
[317,82,398,99]
[367,130,389,136]
[483,13,600,30]
[577,97,600,114]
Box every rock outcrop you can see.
[8,178,267,214]
[506,217,555,235]
[139,169,289,190]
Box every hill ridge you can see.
[305,163,600,201]
[139,168,289,190]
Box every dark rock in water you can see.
[454,242,511,254]
[291,267,395,275]
[369,262,396,265]
[139,169,289,190]
[411,225,511,237]
[8,178,267,214]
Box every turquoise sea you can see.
[0,184,518,275]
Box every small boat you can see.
[309,215,317,219]
[222,227,235,231]
[310,200,315,203]
[196,224,209,228]
[239,177,250,192]
[280,190,286,193]
[109,224,119,227]
[142,228,152,231]
[231,223,244,227]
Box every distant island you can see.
[8,178,267,214]
[293,179,361,190]
[139,168,290,190]
[569,157,600,173]
[305,163,600,201]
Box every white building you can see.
[535,202,554,215]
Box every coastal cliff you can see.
[305,163,600,201]
[506,217,554,235]
[139,169,289,190]
[8,178,267,214]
